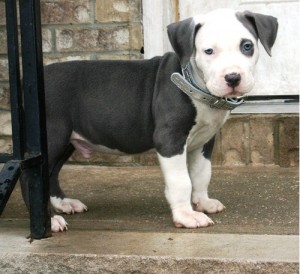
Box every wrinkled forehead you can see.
[194,10,257,45]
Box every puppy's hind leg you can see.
[48,143,88,215]
[46,124,87,233]
[19,170,68,233]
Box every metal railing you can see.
[0,0,51,239]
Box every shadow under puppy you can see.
[20,9,278,232]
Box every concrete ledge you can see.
[0,229,298,274]
[232,101,299,114]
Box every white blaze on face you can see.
[193,9,259,98]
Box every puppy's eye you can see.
[240,39,254,56]
[243,42,253,51]
[204,48,214,55]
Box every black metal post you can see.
[5,0,25,160]
[0,0,51,239]
[19,0,51,239]
[0,0,23,215]
[0,161,21,213]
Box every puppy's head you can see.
[167,9,278,98]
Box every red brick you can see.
[219,115,249,166]
[56,25,142,52]
[95,0,141,23]
[278,115,299,167]
[249,115,274,165]
[41,0,90,24]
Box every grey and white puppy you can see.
[20,9,278,232]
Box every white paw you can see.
[51,215,68,232]
[50,197,88,214]
[193,198,225,214]
[173,208,214,228]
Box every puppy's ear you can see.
[237,11,278,56]
[167,18,201,67]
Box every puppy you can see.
[20,9,278,232]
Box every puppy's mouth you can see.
[226,89,244,98]
[209,87,246,99]
[213,83,251,99]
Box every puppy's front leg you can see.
[188,147,225,214]
[157,147,214,228]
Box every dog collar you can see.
[171,62,244,110]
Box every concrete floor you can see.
[0,165,299,273]
[2,165,298,234]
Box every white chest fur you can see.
[187,100,230,152]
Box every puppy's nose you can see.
[225,73,241,88]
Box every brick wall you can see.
[0,0,143,155]
[213,114,299,167]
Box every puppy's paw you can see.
[193,198,225,214]
[173,208,214,228]
[51,215,68,232]
[51,197,88,214]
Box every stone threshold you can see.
[0,228,298,274]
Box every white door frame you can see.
[142,0,178,59]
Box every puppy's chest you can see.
[187,103,229,151]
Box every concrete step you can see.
[0,228,298,273]
[0,165,299,273]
